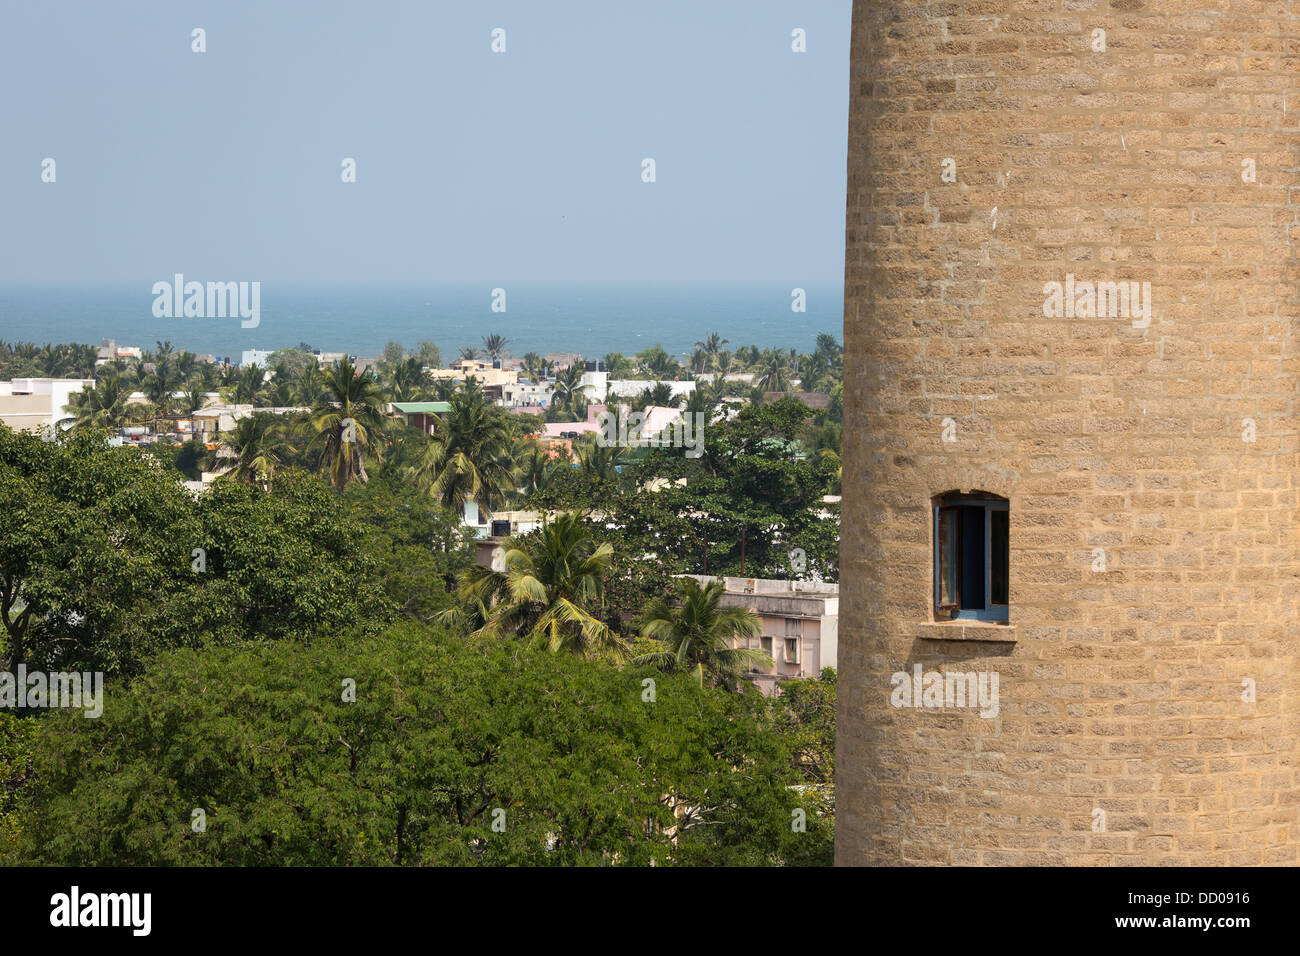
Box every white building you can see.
[0,378,94,433]
[501,381,553,408]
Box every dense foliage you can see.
[13,627,832,866]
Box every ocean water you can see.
[0,281,843,362]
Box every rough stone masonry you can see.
[837,0,1300,865]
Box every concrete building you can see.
[430,359,518,400]
[472,510,546,569]
[837,1,1300,866]
[95,340,142,365]
[501,381,552,409]
[0,378,94,432]
[680,575,838,697]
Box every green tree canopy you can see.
[12,625,831,865]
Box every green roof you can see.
[392,402,452,414]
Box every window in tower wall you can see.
[934,492,1009,623]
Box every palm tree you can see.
[223,364,270,406]
[577,440,627,481]
[384,355,431,403]
[457,345,480,362]
[411,387,515,515]
[287,357,323,407]
[551,365,585,417]
[639,381,676,408]
[512,443,562,503]
[179,384,209,416]
[755,352,792,393]
[63,374,133,431]
[694,332,729,371]
[311,357,387,488]
[141,371,177,426]
[521,351,544,383]
[207,413,293,490]
[633,577,770,690]
[481,332,509,361]
[477,514,622,658]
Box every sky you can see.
[0,0,852,283]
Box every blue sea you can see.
[0,281,843,361]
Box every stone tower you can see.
[837,1,1300,864]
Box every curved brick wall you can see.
[837,0,1300,864]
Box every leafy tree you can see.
[342,475,475,622]
[0,426,388,677]
[11,625,830,865]
[771,667,836,785]
[633,577,769,690]
[0,712,36,864]
[636,343,676,379]
[415,341,443,369]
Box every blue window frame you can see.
[934,493,1009,622]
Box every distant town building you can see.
[389,401,451,435]
[240,349,275,368]
[429,359,517,400]
[501,381,552,408]
[192,404,308,436]
[94,340,142,365]
[544,353,584,371]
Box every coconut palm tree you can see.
[755,352,792,393]
[521,351,544,383]
[577,439,627,481]
[694,332,729,371]
[633,576,770,690]
[639,381,677,408]
[384,355,431,403]
[551,365,586,417]
[512,442,563,503]
[287,357,324,407]
[457,345,481,362]
[62,374,133,431]
[477,514,621,658]
[222,364,270,406]
[310,357,387,488]
[207,413,293,490]
[481,332,509,361]
[411,387,515,515]
[179,384,209,416]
